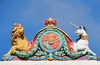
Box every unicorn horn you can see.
[70,22,79,28]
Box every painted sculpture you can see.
[70,22,97,55]
[4,24,31,57]
[2,18,99,61]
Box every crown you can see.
[14,23,21,27]
[44,18,58,26]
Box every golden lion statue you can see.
[4,24,31,56]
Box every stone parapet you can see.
[0,61,100,65]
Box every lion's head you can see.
[11,24,25,46]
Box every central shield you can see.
[39,31,63,53]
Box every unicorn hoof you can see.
[82,52,86,55]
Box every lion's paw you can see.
[4,54,10,57]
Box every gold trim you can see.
[47,57,54,60]
[35,25,72,40]
[70,46,74,50]
[81,35,88,39]
[49,18,53,22]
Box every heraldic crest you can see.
[2,18,99,61]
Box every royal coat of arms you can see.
[2,18,99,61]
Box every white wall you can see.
[0,61,100,65]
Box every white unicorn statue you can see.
[70,22,96,55]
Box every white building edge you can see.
[0,61,100,65]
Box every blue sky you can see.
[0,0,100,61]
